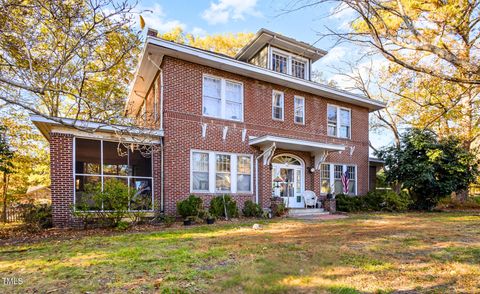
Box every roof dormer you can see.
[235,28,327,80]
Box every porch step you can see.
[288,208,329,217]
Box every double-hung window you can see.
[272,91,284,121]
[191,151,253,194]
[327,104,351,139]
[270,49,309,79]
[202,75,243,121]
[294,96,305,124]
[320,164,357,195]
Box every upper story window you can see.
[272,52,288,74]
[272,91,284,121]
[270,48,309,79]
[292,59,306,79]
[327,105,351,139]
[294,96,305,124]
[202,75,243,121]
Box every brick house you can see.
[31,28,385,227]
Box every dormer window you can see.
[270,48,309,80]
[272,52,288,74]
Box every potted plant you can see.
[183,216,194,226]
[205,212,216,224]
[177,195,203,226]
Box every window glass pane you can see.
[103,141,128,176]
[216,154,231,191]
[75,139,101,174]
[272,53,288,74]
[216,174,231,191]
[193,152,209,171]
[294,97,304,124]
[226,101,242,120]
[130,178,153,210]
[102,177,129,210]
[225,81,242,103]
[292,59,305,78]
[129,148,152,177]
[237,174,251,192]
[347,166,356,194]
[193,152,209,191]
[340,109,351,138]
[237,156,251,192]
[237,156,251,174]
[203,77,221,117]
[327,105,337,122]
[216,154,231,172]
[203,77,221,98]
[203,97,221,117]
[193,172,209,191]
[334,180,343,194]
[75,175,101,210]
[320,164,330,194]
[272,92,284,120]
[334,165,343,179]
[334,165,343,194]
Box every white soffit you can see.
[249,135,345,152]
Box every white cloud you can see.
[139,4,186,32]
[318,46,347,65]
[191,27,208,37]
[201,0,261,25]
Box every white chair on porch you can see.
[303,190,318,209]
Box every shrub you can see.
[177,194,203,219]
[436,197,480,210]
[271,201,288,217]
[242,200,263,217]
[209,195,238,219]
[336,191,410,212]
[24,203,53,230]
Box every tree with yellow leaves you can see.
[158,27,254,57]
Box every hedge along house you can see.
[31,28,385,227]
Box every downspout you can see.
[159,69,164,212]
[148,55,165,212]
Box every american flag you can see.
[341,171,349,194]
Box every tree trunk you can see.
[2,172,7,223]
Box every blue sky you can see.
[137,0,393,152]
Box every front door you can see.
[272,164,304,208]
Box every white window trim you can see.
[72,137,154,212]
[202,74,244,122]
[327,104,351,139]
[270,48,310,80]
[272,90,285,121]
[190,149,254,194]
[294,95,305,125]
[320,163,357,195]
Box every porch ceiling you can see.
[249,135,345,153]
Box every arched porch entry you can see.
[271,154,305,208]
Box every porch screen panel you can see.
[74,138,153,211]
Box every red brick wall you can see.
[50,132,75,227]
[160,56,370,214]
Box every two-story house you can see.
[31,28,385,227]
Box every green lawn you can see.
[1,212,480,293]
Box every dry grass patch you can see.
[1,213,480,293]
